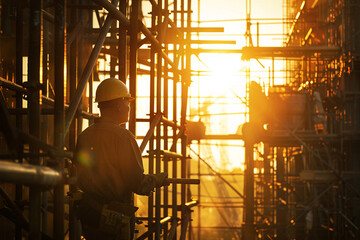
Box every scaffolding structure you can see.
[0,0,202,239]
[241,0,360,239]
[1,0,360,240]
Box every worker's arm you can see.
[135,172,169,196]
[117,130,169,196]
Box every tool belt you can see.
[77,193,138,235]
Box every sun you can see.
[197,53,244,97]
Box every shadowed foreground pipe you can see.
[0,161,61,186]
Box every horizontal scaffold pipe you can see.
[0,77,28,94]
[0,78,97,120]
[241,46,341,59]
[0,161,61,186]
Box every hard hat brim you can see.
[94,96,135,103]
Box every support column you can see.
[172,1,178,238]
[276,148,287,240]
[118,0,127,81]
[15,2,24,239]
[68,1,80,239]
[243,140,255,240]
[155,0,163,238]
[263,143,272,239]
[53,1,65,239]
[148,2,156,239]
[129,0,139,134]
[28,0,42,238]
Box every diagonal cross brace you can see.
[139,112,163,154]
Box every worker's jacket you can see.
[75,117,155,203]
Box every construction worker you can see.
[75,78,167,240]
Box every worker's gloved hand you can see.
[150,172,169,188]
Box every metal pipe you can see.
[92,0,130,28]
[64,0,119,136]
[93,0,177,69]
[148,3,156,238]
[68,3,79,239]
[161,116,181,128]
[118,0,127,81]
[15,2,24,238]
[172,2,178,236]
[165,178,200,185]
[28,0,42,238]
[243,141,255,240]
[0,161,61,186]
[0,78,97,120]
[110,19,117,77]
[139,112,162,153]
[155,0,163,237]
[139,23,177,69]
[189,147,244,198]
[0,77,28,94]
[163,0,170,235]
[149,0,180,35]
[180,0,191,237]
[166,219,178,240]
[129,0,139,135]
[54,0,65,238]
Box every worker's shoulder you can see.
[80,121,135,139]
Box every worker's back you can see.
[75,116,144,203]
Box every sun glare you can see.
[199,53,243,96]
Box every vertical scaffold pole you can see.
[28,0,42,238]
[155,0,163,238]
[118,0,127,81]
[15,1,24,239]
[148,2,156,239]
[129,0,139,134]
[54,0,65,239]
